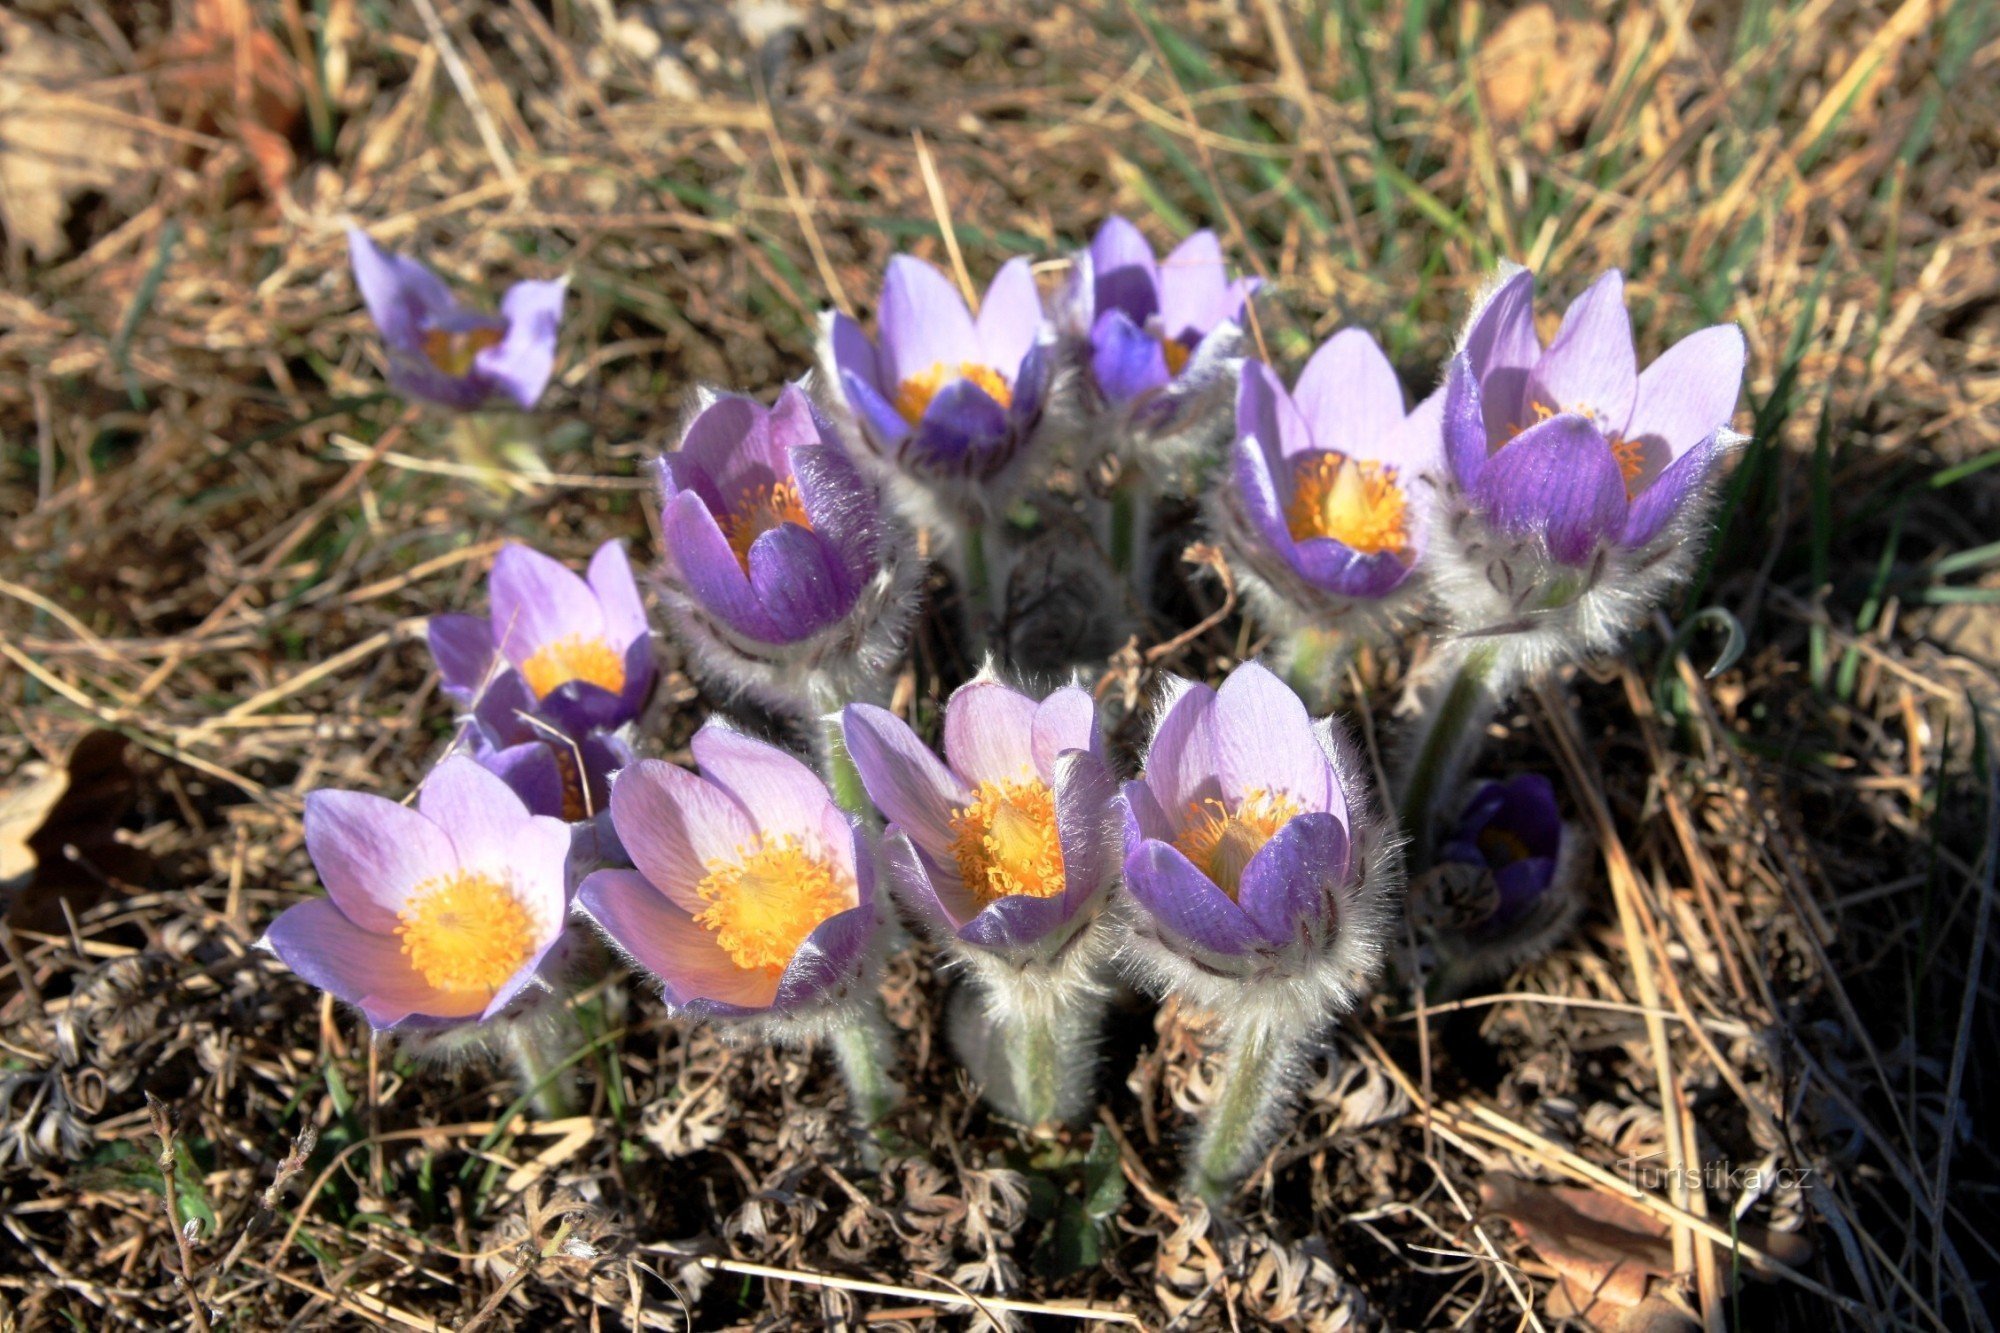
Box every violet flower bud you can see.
[347,229,566,412]
[1418,774,1585,988]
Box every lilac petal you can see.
[505,813,578,932]
[303,789,458,933]
[1625,324,1745,464]
[1158,229,1236,342]
[691,725,836,845]
[607,759,756,915]
[1120,778,1174,845]
[1123,840,1260,955]
[660,490,786,643]
[1462,267,1540,440]
[1235,811,1348,945]
[841,365,916,448]
[841,704,968,862]
[879,255,980,387]
[262,897,447,1028]
[910,379,1011,473]
[429,613,497,700]
[1088,215,1162,323]
[477,741,566,819]
[1142,680,1221,816]
[1441,354,1490,489]
[748,522,845,641]
[882,830,975,933]
[490,544,604,666]
[587,540,648,648]
[1292,329,1407,462]
[480,277,567,409]
[1029,686,1103,780]
[1238,357,1315,462]
[1209,661,1335,813]
[1622,429,1721,547]
[1474,414,1629,565]
[416,755,532,872]
[578,868,776,1010]
[347,229,454,353]
[828,310,888,400]
[1091,308,1171,402]
[790,442,877,590]
[1290,539,1415,600]
[976,256,1044,380]
[1386,375,1448,478]
[1052,749,1117,914]
[669,394,765,505]
[1010,340,1051,431]
[1526,270,1636,433]
[1229,422,1297,559]
[771,901,875,1014]
[469,669,539,747]
[960,894,1073,951]
[943,680,1039,787]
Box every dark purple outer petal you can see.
[429,613,497,701]
[747,522,848,641]
[660,490,787,643]
[1288,539,1415,600]
[1091,308,1171,403]
[1441,355,1489,490]
[790,441,881,590]
[1622,429,1722,548]
[1471,413,1628,565]
[477,741,567,819]
[1121,839,1261,956]
[910,379,1012,476]
[958,895,1075,951]
[1234,812,1348,946]
[1088,215,1163,324]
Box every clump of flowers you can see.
[1117,662,1399,1202]
[842,677,1118,1129]
[577,721,898,1128]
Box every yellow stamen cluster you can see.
[422,325,505,376]
[1476,825,1532,866]
[948,778,1066,905]
[397,871,538,996]
[520,634,627,700]
[893,362,1013,425]
[1285,453,1411,557]
[1172,790,1301,900]
[720,478,813,572]
[693,834,849,973]
[1160,336,1191,376]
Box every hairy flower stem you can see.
[1276,624,1354,715]
[962,520,993,624]
[502,1022,579,1120]
[829,1002,904,1137]
[953,968,1106,1134]
[1396,643,1501,871]
[1186,1010,1301,1206]
[1106,474,1154,603]
[808,677,876,820]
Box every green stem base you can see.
[1186,1012,1299,1207]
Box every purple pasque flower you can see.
[823,254,1050,506]
[841,679,1118,960]
[656,385,919,714]
[260,756,575,1030]
[1117,661,1395,996]
[348,229,567,412]
[1423,774,1584,982]
[431,540,654,738]
[577,722,882,1023]
[1067,215,1258,408]
[1442,266,1745,563]
[1213,331,1440,627]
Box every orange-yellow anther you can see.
[893,362,1013,424]
[720,478,813,572]
[693,835,849,974]
[520,634,627,700]
[1172,790,1301,900]
[397,871,538,996]
[422,325,505,376]
[1160,337,1191,376]
[1285,453,1411,557]
[949,778,1066,905]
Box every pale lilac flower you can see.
[577,723,882,1022]
[842,681,1117,958]
[348,229,567,412]
[1118,661,1394,991]
[822,254,1050,516]
[1214,332,1441,628]
[260,757,574,1030]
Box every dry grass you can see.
[3,0,1998,1328]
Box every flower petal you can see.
[1029,685,1103,780]
[910,379,1011,474]
[579,868,776,1010]
[347,229,454,353]
[748,522,846,641]
[881,829,976,933]
[691,724,836,846]
[1141,679,1221,817]
[1461,266,1539,441]
[303,789,459,933]
[839,366,913,450]
[428,613,497,700]
[1235,811,1348,945]
[1622,429,1722,547]
[790,441,877,591]
[587,540,649,647]
[1292,329,1407,463]
[1474,413,1629,565]
[1087,215,1162,323]
[943,680,1039,787]
[1090,308,1171,403]
[771,901,876,1013]
[607,759,756,915]
[491,544,604,666]
[879,255,980,386]
[1441,354,1489,489]
[661,490,786,643]
[1158,229,1237,342]
[262,896,452,1029]
[1625,324,1745,465]
[841,704,969,862]
[960,894,1073,951]
[1525,269,1636,434]
[474,741,566,820]
[416,755,532,873]
[1209,661,1335,813]
[975,256,1044,379]
[1052,749,1117,914]
[480,277,567,409]
[1122,839,1260,955]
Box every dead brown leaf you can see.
[145,0,304,203]
[1,728,151,932]
[1476,3,1613,147]
[0,13,145,260]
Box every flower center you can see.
[397,870,538,996]
[720,478,813,572]
[693,834,849,974]
[520,634,626,700]
[1160,335,1191,376]
[1172,789,1301,900]
[1476,825,1532,866]
[422,325,505,376]
[1285,453,1411,556]
[948,777,1066,905]
[893,362,1013,424]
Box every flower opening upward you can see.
[842,680,1117,956]
[1215,333,1441,627]
[577,722,880,1020]
[347,229,567,412]
[1419,774,1584,987]
[259,757,574,1029]
[1070,215,1258,406]
[824,254,1050,497]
